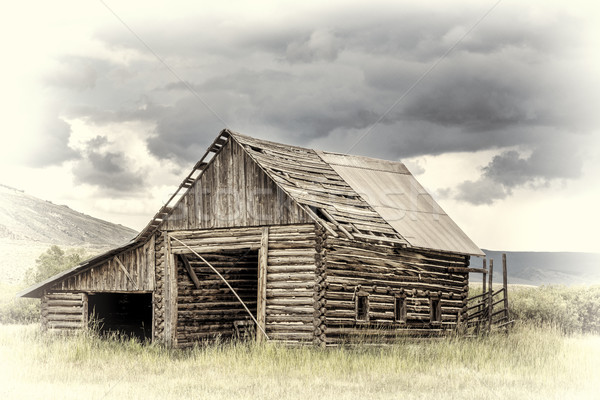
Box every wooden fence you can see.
[462,254,514,335]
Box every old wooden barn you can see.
[20,129,485,347]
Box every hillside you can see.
[470,249,600,286]
[0,184,137,285]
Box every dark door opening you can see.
[177,249,258,343]
[88,293,152,341]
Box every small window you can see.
[356,294,369,321]
[394,297,407,323]
[430,298,441,323]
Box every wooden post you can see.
[41,290,48,332]
[151,290,155,343]
[475,258,487,334]
[81,293,88,330]
[169,246,178,347]
[482,258,487,294]
[488,259,494,332]
[163,232,177,347]
[256,227,268,342]
[503,253,509,321]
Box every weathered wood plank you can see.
[257,227,268,342]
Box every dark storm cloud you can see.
[146,96,226,163]
[48,3,597,202]
[24,114,80,167]
[144,68,379,163]
[455,139,584,205]
[72,138,145,192]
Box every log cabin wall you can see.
[264,224,318,345]
[164,138,312,231]
[167,223,318,348]
[40,291,87,333]
[322,236,469,345]
[40,238,155,336]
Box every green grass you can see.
[1,323,598,400]
[466,284,600,334]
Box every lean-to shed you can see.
[20,129,484,347]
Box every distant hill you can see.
[0,184,137,285]
[470,249,600,286]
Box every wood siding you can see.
[51,237,156,293]
[164,139,311,231]
[323,236,469,344]
[41,291,87,332]
[168,224,318,347]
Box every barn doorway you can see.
[88,293,152,341]
[177,249,259,344]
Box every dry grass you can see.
[0,323,598,400]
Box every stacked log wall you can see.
[323,236,469,345]
[169,224,318,347]
[40,291,87,333]
[264,224,317,345]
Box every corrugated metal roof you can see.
[317,151,484,256]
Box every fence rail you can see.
[462,253,514,335]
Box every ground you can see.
[0,323,598,400]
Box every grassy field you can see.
[0,323,598,400]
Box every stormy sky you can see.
[1,0,599,252]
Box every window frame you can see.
[394,295,407,324]
[430,297,442,324]
[355,292,370,322]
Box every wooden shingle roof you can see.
[232,132,409,246]
[231,132,483,256]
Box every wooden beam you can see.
[448,267,487,273]
[171,244,261,254]
[319,208,354,240]
[303,206,338,237]
[180,254,201,289]
[488,259,494,332]
[113,256,139,290]
[503,253,509,322]
[257,227,269,343]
